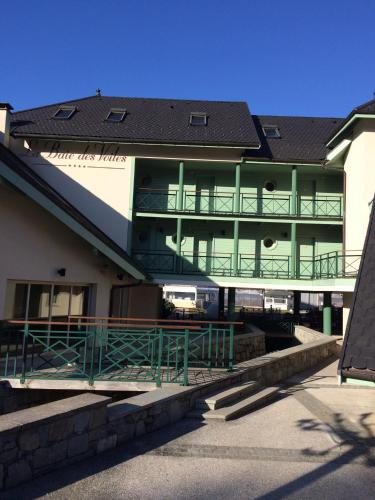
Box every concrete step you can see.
[195,381,260,410]
[187,386,280,421]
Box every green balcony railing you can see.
[0,319,238,387]
[240,194,291,216]
[133,250,361,280]
[184,192,235,213]
[299,196,343,218]
[134,189,343,219]
[135,188,178,212]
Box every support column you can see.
[342,292,353,336]
[293,291,301,321]
[177,160,184,211]
[291,165,298,215]
[218,287,225,320]
[323,292,332,335]
[176,218,182,272]
[233,220,239,275]
[228,288,236,321]
[234,163,241,213]
[291,222,297,278]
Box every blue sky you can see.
[2,0,375,117]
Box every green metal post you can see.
[228,324,234,371]
[291,222,297,278]
[228,288,236,321]
[156,328,164,387]
[323,292,332,335]
[183,329,189,386]
[233,219,239,275]
[88,330,96,386]
[20,323,29,384]
[178,160,184,211]
[207,324,212,372]
[291,166,298,215]
[176,218,182,272]
[235,163,241,213]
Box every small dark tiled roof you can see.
[0,143,148,280]
[339,201,375,380]
[243,115,343,163]
[10,95,260,148]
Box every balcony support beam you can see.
[218,287,225,320]
[177,161,184,211]
[233,220,239,275]
[291,166,298,215]
[235,163,241,213]
[293,291,301,321]
[291,222,297,278]
[323,292,332,335]
[228,288,236,321]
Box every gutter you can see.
[11,132,261,150]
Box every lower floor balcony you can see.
[132,250,361,280]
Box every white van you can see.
[264,296,290,311]
[163,285,197,310]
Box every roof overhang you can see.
[326,114,375,148]
[325,138,352,167]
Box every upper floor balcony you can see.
[132,250,361,280]
[134,188,343,219]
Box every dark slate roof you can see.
[0,142,148,280]
[339,201,375,381]
[326,97,375,147]
[243,115,343,164]
[10,95,260,148]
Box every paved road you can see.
[3,358,375,499]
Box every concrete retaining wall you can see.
[233,331,266,363]
[0,383,75,415]
[0,393,110,489]
[0,332,338,490]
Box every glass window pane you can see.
[4,283,28,319]
[51,285,71,320]
[28,284,52,320]
[70,286,89,317]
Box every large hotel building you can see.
[1,93,374,334]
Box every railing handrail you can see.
[136,188,343,200]
[181,251,233,256]
[67,315,243,326]
[6,320,203,330]
[136,187,178,193]
[184,190,234,196]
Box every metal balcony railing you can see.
[134,189,343,219]
[0,318,237,387]
[133,250,361,280]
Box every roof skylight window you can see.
[262,125,280,138]
[189,113,207,126]
[105,109,127,122]
[53,106,76,120]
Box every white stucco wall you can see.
[343,120,375,252]
[15,140,134,250]
[0,181,128,320]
